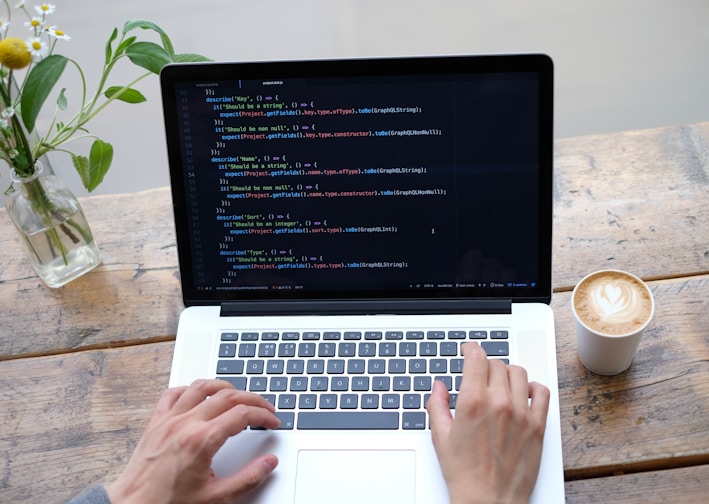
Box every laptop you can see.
[161,53,564,503]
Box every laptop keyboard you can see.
[215,329,510,430]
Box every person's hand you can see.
[106,379,280,504]
[427,343,550,504]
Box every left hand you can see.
[106,379,280,504]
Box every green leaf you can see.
[71,153,89,189]
[125,41,173,74]
[122,20,175,56]
[104,86,147,104]
[105,27,118,65]
[173,53,212,63]
[114,35,137,58]
[57,88,68,111]
[21,55,68,132]
[86,139,114,192]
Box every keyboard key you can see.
[448,330,466,339]
[388,359,406,373]
[338,342,356,357]
[216,360,244,374]
[434,376,453,391]
[399,342,416,356]
[297,412,399,430]
[406,331,424,340]
[358,342,376,357]
[324,331,341,340]
[269,377,288,391]
[319,394,338,409]
[286,360,304,374]
[393,376,411,391]
[440,342,458,356]
[403,394,421,409]
[430,359,447,374]
[249,377,267,392]
[351,376,370,391]
[482,341,509,356]
[402,412,426,430]
[419,342,437,356]
[347,359,366,374]
[276,412,295,430]
[262,332,279,340]
[491,330,509,339]
[241,332,259,341]
[385,331,404,340]
[238,344,256,358]
[414,376,432,391]
[219,343,236,358]
[361,394,380,409]
[343,331,361,340]
[283,331,301,340]
[368,359,386,374]
[290,377,308,391]
[364,331,383,340]
[246,360,264,374]
[217,376,246,390]
[258,343,276,357]
[318,343,336,357]
[266,360,284,374]
[379,342,397,356]
[307,360,324,374]
[311,377,328,391]
[427,330,445,340]
[382,394,400,409]
[409,359,427,373]
[299,343,316,357]
[341,394,359,409]
[302,331,319,340]
[331,376,349,391]
[278,394,296,409]
[469,330,487,339]
[299,394,317,409]
[278,343,297,357]
[220,332,238,341]
[327,359,345,374]
[372,376,390,391]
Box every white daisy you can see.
[26,37,47,59]
[47,26,70,40]
[34,3,56,16]
[0,19,10,35]
[24,17,43,32]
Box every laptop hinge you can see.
[220,299,512,317]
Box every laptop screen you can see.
[160,54,553,305]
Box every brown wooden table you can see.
[1,122,707,503]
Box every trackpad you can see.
[294,450,416,504]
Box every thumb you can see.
[218,454,279,501]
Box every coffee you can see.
[572,270,653,336]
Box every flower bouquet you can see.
[0,1,208,287]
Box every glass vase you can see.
[5,162,101,288]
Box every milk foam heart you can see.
[573,270,653,336]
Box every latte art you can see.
[573,270,653,336]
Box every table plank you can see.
[552,275,709,478]
[553,122,709,288]
[0,188,183,358]
[564,465,709,504]
[0,342,172,503]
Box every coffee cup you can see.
[571,269,655,375]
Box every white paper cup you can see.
[571,270,655,375]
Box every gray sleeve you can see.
[64,485,111,504]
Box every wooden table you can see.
[1,122,707,503]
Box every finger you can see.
[506,365,530,405]
[427,380,453,448]
[217,454,279,501]
[171,379,235,415]
[155,385,189,415]
[459,342,488,393]
[485,356,510,393]
[193,388,275,422]
[528,381,551,428]
[202,404,281,454]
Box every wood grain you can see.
[0,343,172,503]
[552,275,709,478]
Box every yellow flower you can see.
[0,37,31,69]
